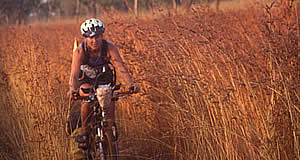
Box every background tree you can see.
[216,0,220,10]
[172,0,193,11]
[0,0,39,24]
[0,0,221,24]
[184,0,194,10]
[134,0,138,16]
[46,0,61,22]
[173,0,181,10]
[59,0,77,18]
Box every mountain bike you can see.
[70,76,135,160]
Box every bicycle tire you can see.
[90,129,118,160]
[103,130,118,160]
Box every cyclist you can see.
[69,18,139,156]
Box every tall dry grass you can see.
[0,24,76,159]
[0,1,299,160]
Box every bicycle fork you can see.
[112,124,119,160]
[93,104,105,160]
[96,127,105,160]
[96,105,119,160]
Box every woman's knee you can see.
[79,83,93,96]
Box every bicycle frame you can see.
[74,84,129,160]
[71,69,136,159]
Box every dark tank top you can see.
[79,40,114,85]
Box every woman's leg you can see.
[79,83,94,134]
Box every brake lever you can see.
[71,91,79,100]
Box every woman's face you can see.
[86,34,103,51]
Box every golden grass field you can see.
[0,1,299,160]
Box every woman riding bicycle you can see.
[69,18,139,158]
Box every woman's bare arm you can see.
[69,46,84,92]
[108,43,134,86]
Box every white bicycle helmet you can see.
[81,18,105,37]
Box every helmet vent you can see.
[80,18,105,37]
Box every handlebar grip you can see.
[129,86,139,94]
[112,84,121,91]
[72,91,79,98]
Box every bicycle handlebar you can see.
[72,86,135,102]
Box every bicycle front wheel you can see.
[103,129,119,160]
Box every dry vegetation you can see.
[0,1,299,160]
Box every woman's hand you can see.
[128,83,140,94]
[68,89,79,100]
